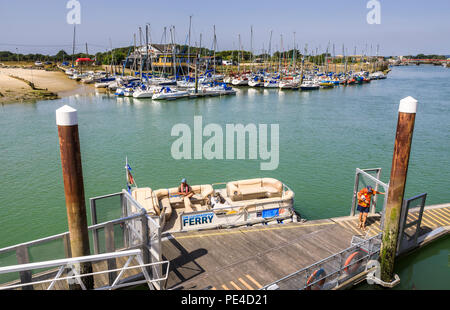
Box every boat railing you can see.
[260,233,382,290]
[0,248,170,290]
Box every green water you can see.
[356,236,450,290]
[0,65,449,287]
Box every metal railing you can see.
[0,190,164,290]
[0,249,170,290]
[260,233,382,290]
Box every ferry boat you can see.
[130,178,297,233]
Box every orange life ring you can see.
[305,268,326,290]
[343,250,367,275]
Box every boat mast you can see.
[268,30,272,74]
[250,25,253,74]
[292,32,296,74]
[132,34,136,75]
[146,24,149,74]
[170,26,176,78]
[279,34,283,79]
[109,38,115,76]
[238,34,241,75]
[188,15,192,77]
[138,27,143,81]
[213,25,217,75]
[72,24,76,68]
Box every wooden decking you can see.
[162,204,450,290]
[2,204,449,290]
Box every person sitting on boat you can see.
[357,186,385,231]
[176,178,195,212]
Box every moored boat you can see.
[130,177,296,233]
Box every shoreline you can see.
[0,66,94,104]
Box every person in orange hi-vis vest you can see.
[357,186,385,231]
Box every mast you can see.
[279,34,283,79]
[188,15,192,77]
[109,38,115,76]
[293,32,296,73]
[268,30,272,73]
[139,27,143,81]
[250,25,253,73]
[171,26,176,78]
[133,34,137,76]
[333,43,336,74]
[71,24,76,68]
[238,34,241,75]
[213,25,217,75]
[146,24,149,73]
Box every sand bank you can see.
[0,67,94,103]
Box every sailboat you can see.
[151,86,189,100]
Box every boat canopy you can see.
[75,58,94,62]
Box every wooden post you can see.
[379,96,418,283]
[56,105,94,290]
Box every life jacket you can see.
[357,188,373,208]
[180,183,189,194]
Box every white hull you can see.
[152,89,189,100]
[231,78,248,86]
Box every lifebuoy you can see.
[305,268,326,290]
[343,249,367,275]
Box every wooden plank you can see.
[432,209,450,222]
[423,211,447,226]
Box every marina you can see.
[0,65,449,291]
[1,1,449,296]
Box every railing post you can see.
[371,169,382,214]
[105,222,117,286]
[350,169,360,216]
[120,193,129,249]
[90,198,99,255]
[141,214,151,287]
[16,246,33,290]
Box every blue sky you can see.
[1,0,449,56]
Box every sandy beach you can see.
[0,67,94,103]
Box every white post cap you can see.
[399,96,418,114]
[56,105,78,126]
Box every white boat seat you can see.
[131,187,158,215]
[226,178,283,201]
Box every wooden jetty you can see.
[162,203,450,290]
[1,203,448,290]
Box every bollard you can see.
[56,105,94,289]
[379,96,418,283]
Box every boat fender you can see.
[343,250,367,275]
[305,268,326,290]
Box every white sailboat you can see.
[152,86,189,100]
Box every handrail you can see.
[355,168,389,190]
[0,249,142,274]
[260,233,382,290]
[0,248,170,290]
[0,212,144,255]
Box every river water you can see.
[0,65,449,288]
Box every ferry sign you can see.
[182,212,214,227]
